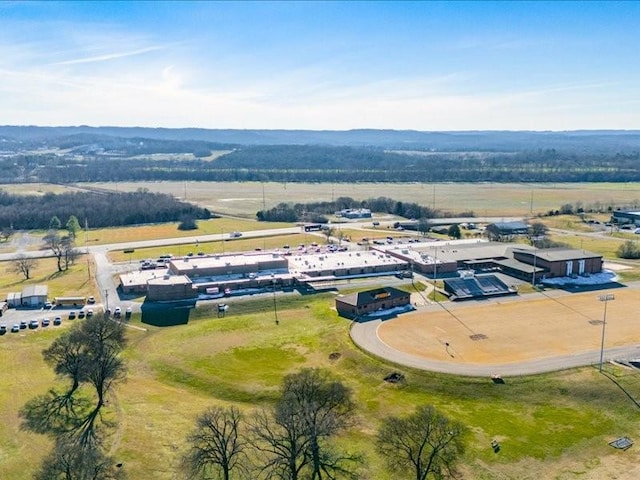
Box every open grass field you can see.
[78,181,640,218]
[86,217,294,246]
[3,292,640,479]
[0,255,97,301]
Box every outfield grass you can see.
[3,293,640,479]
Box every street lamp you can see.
[272,279,279,325]
[105,289,110,313]
[598,293,615,372]
[432,246,438,302]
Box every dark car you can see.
[68,311,76,320]
[20,320,28,329]
[53,316,62,326]
[0,324,6,335]
[78,310,85,319]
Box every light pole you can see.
[272,279,279,325]
[598,293,615,372]
[432,246,438,302]
[531,247,537,288]
[105,289,110,313]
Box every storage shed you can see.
[21,285,48,307]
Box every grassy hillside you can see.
[3,292,640,479]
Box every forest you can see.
[2,127,640,184]
[0,189,213,230]
[256,196,445,223]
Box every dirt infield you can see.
[378,287,639,366]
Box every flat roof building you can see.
[147,275,198,302]
[288,250,407,280]
[169,253,288,278]
[611,211,640,225]
[335,286,411,319]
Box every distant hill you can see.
[2,125,640,152]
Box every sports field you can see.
[378,287,637,369]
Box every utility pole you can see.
[598,294,615,372]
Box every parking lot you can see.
[0,305,89,336]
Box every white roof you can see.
[287,250,406,274]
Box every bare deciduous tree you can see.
[10,254,38,279]
[249,407,309,480]
[249,368,359,480]
[182,406,246,480]
[44,230,74,272]
[376,405,465,480]
[21,314,128,455]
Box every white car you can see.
[114,306,122,317]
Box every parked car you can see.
[28,319,39,329]
[114,306,122,318]
[78,310,85,319]
[44,301,53,309]
[86,308,94,317]
[41,318,50,327]
[68,311,76,320]
[53,316,62,326]
[0,324,6,334]
[87,296,96,304]
[125,307,132,319]
[11,324,20,333]
[20,320,27,329]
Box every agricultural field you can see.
[80,181,640,218]
[2,292,640,479]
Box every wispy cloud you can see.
[52,45,165,66]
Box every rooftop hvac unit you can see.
[459,270,475,279]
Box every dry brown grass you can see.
[79,181,640,217]
[0,255,97,300]
[379,288,634,364]
[86,218,294,246]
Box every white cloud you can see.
[52,46,165,66]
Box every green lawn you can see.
[2,293,640,479]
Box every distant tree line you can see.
[256,196,442,223]
[3,145,640,184]
[0,189,213,230]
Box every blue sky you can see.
[0,1,638,130]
